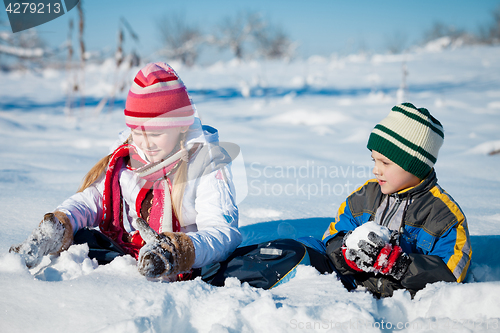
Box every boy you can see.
[323,103,471,298]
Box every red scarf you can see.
[99,144,184,258]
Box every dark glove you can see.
[135,218,195,280]
[9,212,73,268]
[342,224,411,280]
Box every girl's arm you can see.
[183,143,242,268]
[188,165,242,268]
[55,174,105,234]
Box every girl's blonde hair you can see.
[170,134,188,226]
[77,133,188,226]
[77,154,112,193]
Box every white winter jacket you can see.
[57,119,242,268]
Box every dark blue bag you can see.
[73,228,127,265]
[201,237,356,290]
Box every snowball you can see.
[344,222,392,250]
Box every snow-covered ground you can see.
[1,45,500,332]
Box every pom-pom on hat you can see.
[124,62,195,130]
[367,102,444,179]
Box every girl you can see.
[10,62,242,281]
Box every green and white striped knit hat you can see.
[367,102,444,179]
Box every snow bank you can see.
[466,140,500,155]
[270,109,352,126]
[1,45,500,332]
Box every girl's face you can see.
[371,150,421,194]
[132,126,188,163]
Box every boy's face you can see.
[371,150,421,194]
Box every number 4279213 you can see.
[5,2,61,14]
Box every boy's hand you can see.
[342,224,411,280]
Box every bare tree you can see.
[0,29,45,57]
[77,1,85,64]
[213,11,295,61]
[76,1,86,110]
[103,17,140,114]
[422,22,469,44]
[478,5,500,44]
[254,24,295,60]
[385,31,408,54]
[157,14,203,66]
[0,10,70,70]
[213,11,265,60]
[491,5,500,42]
[0,24,47,69]
[64,18,75,115]
[64,1,87,115]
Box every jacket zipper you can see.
[381,195,401,227]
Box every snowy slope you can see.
[1,45,500,332]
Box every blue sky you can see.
[5,0,500,61]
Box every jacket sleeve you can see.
[186,146,242,268]
[400,253,457,289]
[322,182,376,275]
[324,231,352,275]
[322,196,361,244]
[426,216,471,283]
[401,215,471,287]
[55,174,105,234]
[353,253,458,298]
[322,180,381,244]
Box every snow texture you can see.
[1,45,500,332]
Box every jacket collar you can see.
[392,169,437,199]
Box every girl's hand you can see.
[135,218,195,280]
[9,212,73,268]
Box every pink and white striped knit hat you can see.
[124,62,195,130]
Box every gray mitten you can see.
[10,212,73,268]
[135,218,195,280]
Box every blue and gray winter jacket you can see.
[323,169,471,297]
